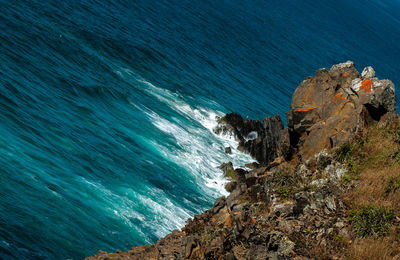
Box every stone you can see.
[334,222,345,229]
[218,162,234,176]
[266,232,295,257]
[272,203,294,217]
[361,66,375,79]
[234,168,248,183]
[244,172,258,187]
[213,197,226,214]
[184,236,196,258]
[293,193,309,216]
[225,181,237,192]
[245,162,260,169]
[325,197,336,211]
[214,113,287,165]
[225,147,232,154]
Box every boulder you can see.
[287,61,396,159]
[224,147,232,154]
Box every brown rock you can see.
[287,61,396,159]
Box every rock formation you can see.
[214,61,395,163]
[287,61,395,160]
[213,113,290,165]
[86,62,397,260]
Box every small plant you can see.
[278,185,290,199]
[335,143,352,163]
[349,205,394,237]
[342,175,351,184]
[239,198,248,204]
[303,228,313,235]
[385,177,400,194]
[225,169,237,180]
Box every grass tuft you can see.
[349,205,394,237]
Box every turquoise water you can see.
[1,0,400,259]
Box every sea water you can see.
[1,0,399,259]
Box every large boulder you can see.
[287,61,396,159]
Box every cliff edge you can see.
[87,62,400,259]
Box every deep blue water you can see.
[1,0,400,259]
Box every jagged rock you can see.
[325,197,336,211]
[225,147,232,154]
[234,168,248,183]
[287,61,396,159]
[184,236,196,258]
[293,193,309,216]
[87,62,397,260]
[214,113,287,165]
[266,231,295,258]
[213,197,226,214]
[272,203,294,217]
[225,181,237,192]
[361,66,375,79]
[276,128,292,160]
[218,162,234,176]
[245,162,260,169]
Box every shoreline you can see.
[87,61,399,259]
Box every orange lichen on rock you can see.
[296,107,314,112]
[225,215,232,228]
[359,79,373,93]
[342,72,349,78]
[332,92,346,103]
[234,212,241,215]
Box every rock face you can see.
[87,151,351,260]
[214,113,290,165]
[86,62,397,260]
[287,61,395,159]
[214,61,395,163]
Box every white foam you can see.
[135,78,254,197]
[114,73,256,238]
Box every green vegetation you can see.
[385,177,400,194]
[349,205,394,237]
[225,169,237,181]
[271,166,302,200]
[335,143,352,163]
[278,185,290,199]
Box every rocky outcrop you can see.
[86,62,397,260]
[287,61,396,159]
[213,113,290,165]
[87,150,351,260]
[215,61,396,163]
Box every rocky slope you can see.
[87,62,398,260]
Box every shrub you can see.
[349,205,394,237]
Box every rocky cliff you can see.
[87,62,399,260]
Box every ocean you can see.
[1,0,399,259]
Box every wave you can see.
[129,76,255,197]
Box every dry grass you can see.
[343,118,400,215]
[347,236,399,260]
[340,116,400,259]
